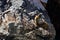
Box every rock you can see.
[0,0,11,12]
[0,0,56,40]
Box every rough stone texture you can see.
[0,0,56,40]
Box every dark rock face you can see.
[0,0,56,40]
[47,0,60,40]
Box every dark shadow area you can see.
[0,0,11,12]
[46,0,60,40]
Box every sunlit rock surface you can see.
[0,0,56,40]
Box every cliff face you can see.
[0,0,56,40]
[47,0,60,40]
